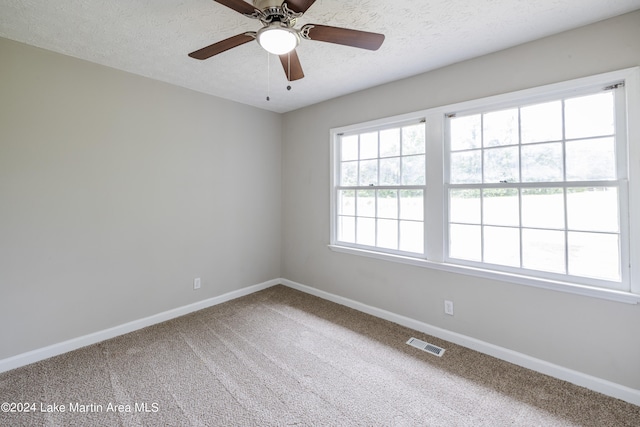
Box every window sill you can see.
[328,244,640,304]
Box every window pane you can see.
[399,190,424,221]
[565,92,614,140]
[399,220,423,253]
[484,147,519,183]
[483,188,519,226]
[483,108,518,147]
[521,188,564,229]
[338,216,355,243]
[450,115,481,151]
[449,224,481,261]
[449,189,481,224]
[484,226,520,267]
[401,154,425,185]
[356,217,376,246]
[402,124,425,155]
[521,100,562,143]
[341,135,358,161]
[378,219,398,249]
[450,150,482,184]
[566,137,616,181]
[377,190,398,219]
[359,159,378,186]
[569,232,620,281]
[522,229,565,273]
[357,190,375,217]
[521,143,563,182]
[338,190,355,216]
[380,128,400,157]
[359,132,378,159]
[567,187,619,232]
[340,161,357,186]
[379,157,400,185]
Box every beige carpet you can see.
[1,285,638,426]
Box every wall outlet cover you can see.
[444,300,454,316]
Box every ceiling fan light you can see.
[257,25,299,55]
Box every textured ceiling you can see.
[2,0,640,113]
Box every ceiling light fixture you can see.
[257,23,299,55]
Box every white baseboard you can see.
[280,278,640,407]
[0,279,279,374]
[2,277,638,407]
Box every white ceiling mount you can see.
[254,0,283,8]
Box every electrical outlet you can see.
[444,300,454,316]
[193,277,201,290]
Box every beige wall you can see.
[281,11,640,389]
[0,37,282,359]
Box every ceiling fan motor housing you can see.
[251,0,302,27]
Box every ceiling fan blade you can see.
[279,50,304,81]
[304,24,385,51]
[214,0,256,15]
[283,0,317,14]
[188,33,255,60]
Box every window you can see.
[330,68,640,302]
[447,89,625,288]
[335,122,426,255]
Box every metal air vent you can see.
[406,337,445,357]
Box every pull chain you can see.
[266,52,270,101]
[286,52,292,91]
[267,51,293,100]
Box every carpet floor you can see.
[1,285,638,426]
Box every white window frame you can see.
[332,119,428,257]
[329,67,640,304]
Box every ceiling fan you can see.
[188,0,385,81]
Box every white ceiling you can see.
[2,0,640,113]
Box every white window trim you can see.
[329,67,640,304]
